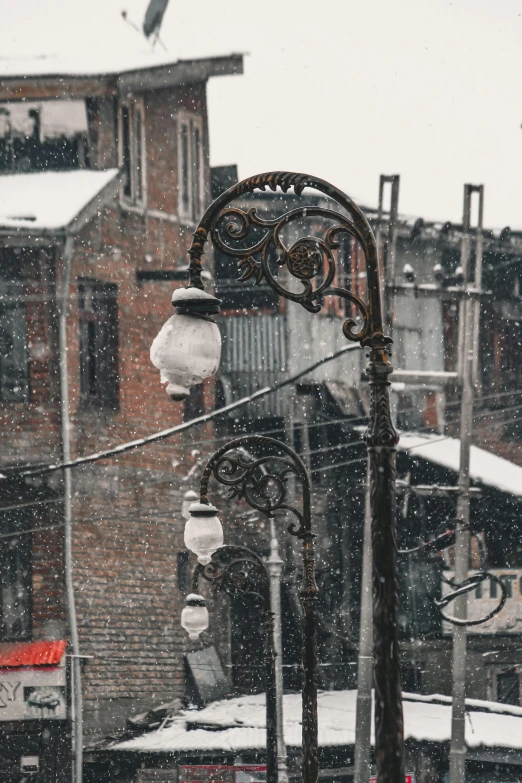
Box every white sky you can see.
[2,0,522,227]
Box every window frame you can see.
[78,279,120,410]
[177,111,205,224]
[118,97,147,209]
[0,278,29,403]
[0,519,32,642]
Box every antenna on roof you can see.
[143,0,170,48]
[121,10,141,33]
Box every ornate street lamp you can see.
[182,544,278,783]
[183,435,316,783]
[152,172,403,783]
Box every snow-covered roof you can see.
[0,51,243,82]
[110,690,522,754]
[398,433,522,498]
[0,169,120,232]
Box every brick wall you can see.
[0,78,217,739]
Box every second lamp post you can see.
[183,436,317,783]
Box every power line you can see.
[1,343,361,479]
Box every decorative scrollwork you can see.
[187,171,385,349]
[199,436,311,540]
[210,203,371,333]
[195,545,269,604]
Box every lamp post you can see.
[151,172,403,783]
[183,436,317,783]
[181,544,278,783]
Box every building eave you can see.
[117,54,244,94]
[0,54,244,102]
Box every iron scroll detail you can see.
[186,171,386,348]
[199,435,312,540]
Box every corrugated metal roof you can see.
[0,640,66,667]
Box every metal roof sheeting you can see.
[0,640,66,667]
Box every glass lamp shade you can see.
[181,594,209,640]
[150,288,222,401]
[184,502,223,565]
[181,490,199,521]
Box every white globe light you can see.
[181,594,209,640]
[150,288,222,401]
[184,502,223,565]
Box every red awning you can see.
[0,640,66,667]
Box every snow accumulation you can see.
[0,49,237,79]
[111,690,522,753]
[0,169,119,231]
[398,433,522,498]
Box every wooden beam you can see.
[0,77,117,101]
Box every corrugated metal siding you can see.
[0,639,66,667]
[218,315,290,418]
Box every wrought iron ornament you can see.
[400,523,508,627]
[188,173,403,783]
[193,546,278,783]
[199,436,318,783]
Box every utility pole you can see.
[376,174,400,332]
[449,184,484,783]
[267,521,289,783]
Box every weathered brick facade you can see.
[0,55,241,744]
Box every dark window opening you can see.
[401,662,423,694]
[78,280,119,408]
[0,279,28,402]
[134,107,143,202]
[184,383,205,422]
[230,593,266,693]
[121,105,131,198]
[177,551,191,594]
[120,101,144,204]
[192,124,201,222]
[181,124,190,215]
[497,671,520,705]
[0,516,31,641]
[179,116,203,222]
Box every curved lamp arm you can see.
[198,435,312,540]
[186,171,388,349]
[192,544,270,607]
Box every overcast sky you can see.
[2,0,521,227]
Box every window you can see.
[178,113,204,222]
[0,279,28,402]
[119,99,146,206]
[497,671,520,705]
[184,383,204,422]
[0,522,31,641]
[78,280,119,408]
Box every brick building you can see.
[0,48,242,779]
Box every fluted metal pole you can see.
[267,524,289,783]
[354,458,373,783]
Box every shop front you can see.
[0,640,69,782]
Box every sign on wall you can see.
[0,665,66,720]
[442,569,522,634]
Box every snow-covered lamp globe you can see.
[184,502,223,565]
[181,594,209,640]
[150,287,222,401]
